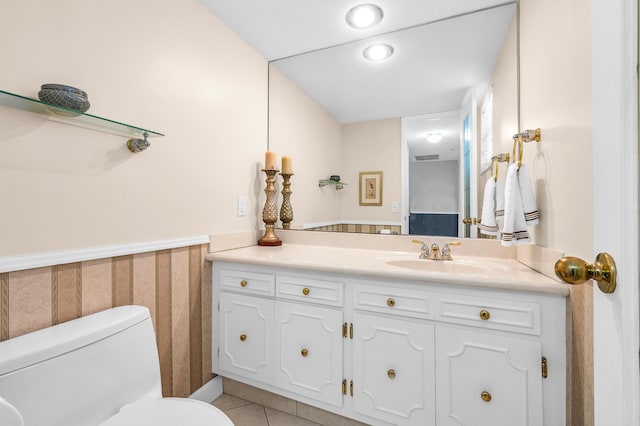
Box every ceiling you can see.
[199,0,516,157]
[199,0,516,61]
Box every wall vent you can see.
[415,154,440,161]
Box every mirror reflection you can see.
[268,3,518,239]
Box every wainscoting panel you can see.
[0,243,213,398]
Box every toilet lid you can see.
[100,398,233,426]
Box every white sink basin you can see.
[385,257,512,274]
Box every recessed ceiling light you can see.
[427,132,443,143]
[363,43,394,61]
[346,4,384,30]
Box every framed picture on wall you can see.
[359,171,383,206]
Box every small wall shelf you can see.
[0,89,164,139]
[319,178,347,190]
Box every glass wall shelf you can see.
[0,89,164,139]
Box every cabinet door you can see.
[274,301,344,407]
[436,326,543,426]
[219,292,274,384]
[352,312,435,426]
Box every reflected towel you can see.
[479,178,498,236]
[495,175,506,222]
[518,164,539,225]
[501,164,530,246]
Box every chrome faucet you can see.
[413,240,461,261]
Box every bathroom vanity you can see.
[209,244,568,426]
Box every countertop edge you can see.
[206,250,570,297]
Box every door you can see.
[435,326,543,426]
[352,312,435,426]
[592,0,640,424]
[274,300,344,407]
[219,292,274,384]
[460,96,479,238]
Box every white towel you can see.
[495,175,506,222]
[479,178,498,235]
[501,163,530,246]
[518,164,539,225]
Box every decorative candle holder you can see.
[258,169,282,246]
[280,173,294,229]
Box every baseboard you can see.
[189,376,223,403]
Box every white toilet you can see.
[0,305,233,426]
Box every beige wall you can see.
[268,66,343,227]
[340,119,402,222]
[0,0,267,257]
[520,0,593,260]
[268,69,401,227]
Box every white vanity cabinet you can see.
[212,260,566,426]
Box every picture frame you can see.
[359,171,383,206]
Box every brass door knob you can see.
[301,348,309,357]
[240,280,247,287]
[387,298,395,307]
[387,369,396,379]
[554,252,617,294]
[479,310,491,320]
[462,218,478,225]
[240,334,247,342]
[302,287,310,295]
[481,391,492,402]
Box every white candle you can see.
[265,151,277,170]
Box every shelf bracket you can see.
[127,132,150,153]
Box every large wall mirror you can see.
[268,2,518,239]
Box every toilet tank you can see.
[0,306,162,426]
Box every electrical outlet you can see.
[391,201,399,213]
[237,196,246,216]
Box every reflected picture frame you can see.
[359,171,383,206]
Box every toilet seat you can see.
[99,397,233,426]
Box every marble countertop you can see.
[206,244,569,296]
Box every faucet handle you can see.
[412,239,429,258]
[441,241,461,260]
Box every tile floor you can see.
[212,394,321,426]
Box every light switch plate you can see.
[391,201,399,213]
[237,196,246,216]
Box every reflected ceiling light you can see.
[346,4,384,29]
[363,43,394,61]
[427,132,443,143]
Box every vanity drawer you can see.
[353,284,434,319]
[276,276,344,307]
[220,269,275,296]
[437,293,541,335]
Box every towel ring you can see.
[512,135,524,170]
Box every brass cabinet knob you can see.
[240,334,247,342]
[554,252,617,294]
[240,280,247,287]
[479,310,491,320]
[481,391,492,402]
[302,287,310,295]
[301,348,309,357]
[387,369,396,379]
[387,298,395,307]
